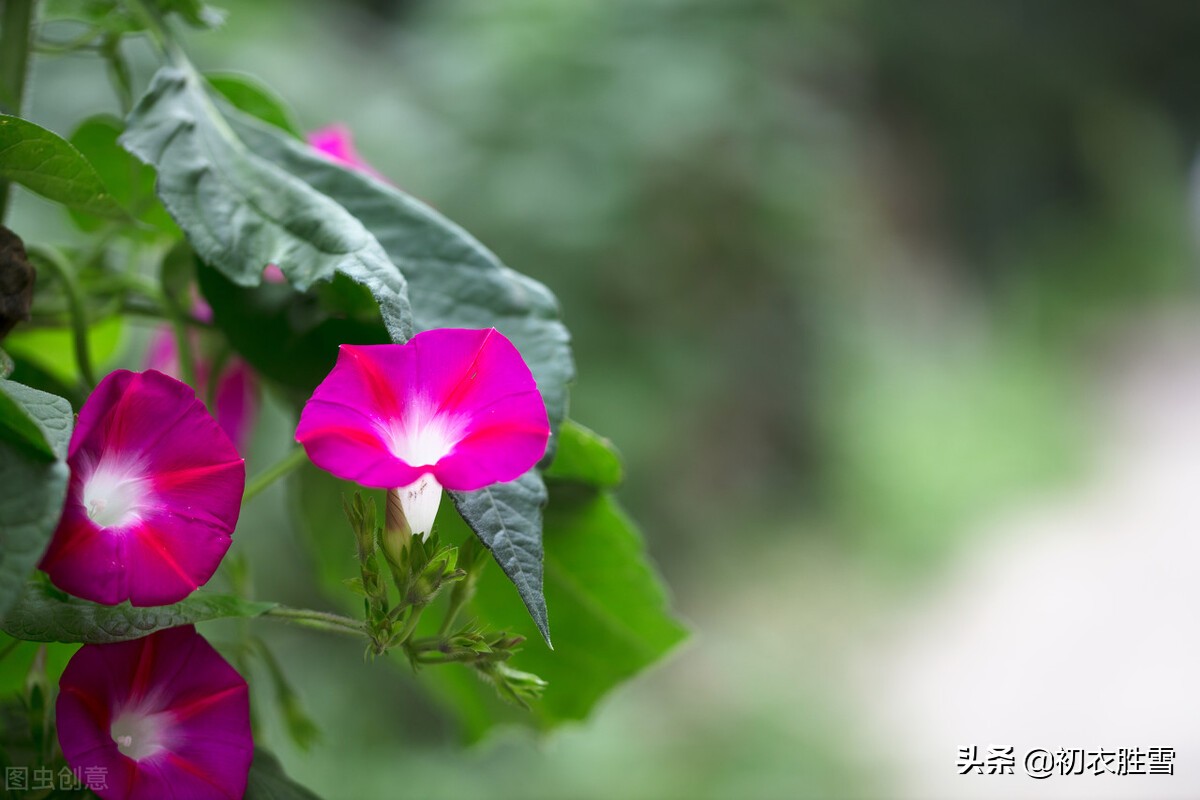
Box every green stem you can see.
[439,592,468,637]
[159,271,198,388]
[29,244,96,389]
[0,0,36,223]
[389,604,424,648]
[243,446,309,504]
[101,32,133,115]
[0,636,22,664]
[125,0,184,64]
[262,606,367,638]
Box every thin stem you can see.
[262,606,367,638]
[390,604,424,648]
[439,589,469,637]
[29,244,96,389]
[124,0,184,63]
[0,0,37,223]
[167,304,197,386]
[159,263,198,387]
[101,32,133,115]
[0,636,23,664]
[243,446,309,504]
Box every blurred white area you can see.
[856,313,1200,799]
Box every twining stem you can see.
[0,0,36,223]
[28,244,96,389]
[243,446,310,504]
[160,274,198,388]
[262,606,366,638]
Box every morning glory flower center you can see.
[381,405,465,468]
[111,708,170,761]
[81,456,150,529]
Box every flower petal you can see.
[295,344,426,487]
[432,385,552,490]
[296,329,550,494]
[307,123,387,182]
[56,626,252,800]
[40,370,245,606]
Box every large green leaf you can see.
[0,115,125,217]
[120,66,413,344]
[433,484,688,736]
[0,380,72,619]
[196,262,390,391]
[220,107,573,449]
[0,380,59,460]
[449,472,550,645]
[0,581,276,643]
[245,749,324,800]
[68,114,176,233]
[543,419,623,489]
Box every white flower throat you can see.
[80,455,150,529]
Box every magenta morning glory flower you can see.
[307,123,387,182]
[39,370,245,606]
[295,328,550,537]
[57,625,253,800]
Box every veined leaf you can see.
[0,115,125,217]
[543,419,623,489]
[0,581,276,643]
[0,379,62,460]
[449,472,551,645]
[0,380,72,618]
[68,114,176,233]
[433,484,688,736]
[120,66,413,344]
[219,108,573,451]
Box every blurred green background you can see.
[15,0,1200,797]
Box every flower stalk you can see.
[27,244,96,389]
[243,445,310,504]
[0,0,36,223]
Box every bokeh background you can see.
[16,0,1200,797]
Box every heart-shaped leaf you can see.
[0,115,125,217]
